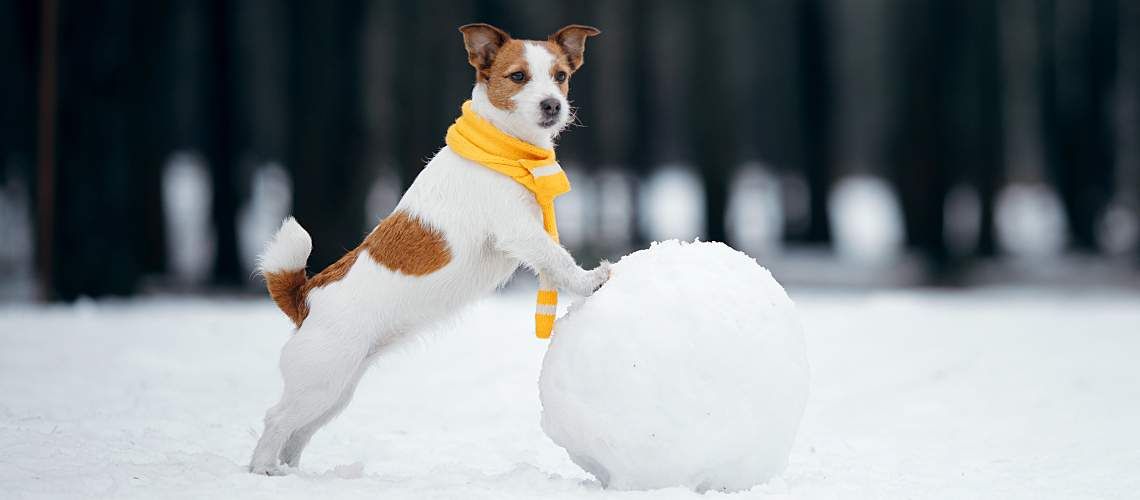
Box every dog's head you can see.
[460,23,599,144]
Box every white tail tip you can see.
[257,216,312,273]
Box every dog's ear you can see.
[459,23,511,78]
[549,25,600,72]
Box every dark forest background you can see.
[2,0,1140,301]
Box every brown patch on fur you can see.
[548,25,600,72]
[459,23,527,110]
[265,249,363,327]
[263,211,449,328]
[265,269,309,327]
[304,248,362,292]
[483,40,528,110]
[459,23,510,76]
[364,211,452,276]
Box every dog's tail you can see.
[258,217,312,327]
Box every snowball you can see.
[539,240,809,492]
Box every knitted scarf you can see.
[445,100,570,339]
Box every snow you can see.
[594,170,637,251]
[554,166,637,251]
[540,241,809,492]
[996,182,1067,258]
[161,153,215,285]
[727,165,784,257]
[640,166,704,242]
[828,175,904,262]
[2,288,1140,499]
[0,170,33,268]
[555,164,595,248]
[1098,200,1139,256]
[0,169,35,301]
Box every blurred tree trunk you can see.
[889,0,954,279]
[392,1,443,191]
[688,0,735,244]
[586,0,627,173]
[1037,0,1059,229]
[473,0,511,28]
[286,0,366,270]
[17,0,47,297]
[2,0,40,293]
[793,0,833,244]
[627,0,654,247]
[51,0,140,299]
[236,0,289,164]
[129,0,172,276]
[969,0,1004,258]
[555,0,598,168]
[203,0,243,285]
[1041,0,1117,252]
[1,0,39,182]
[748,1,804,240]
[1131,1,1140,266]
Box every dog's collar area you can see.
[448,101,557,169]
[445,100,570,339]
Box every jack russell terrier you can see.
[249,23,606,475]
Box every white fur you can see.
[248,74,608,475]
[258,217,312,273]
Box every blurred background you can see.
[3,0,1140,302]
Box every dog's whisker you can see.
[566,107,586,129]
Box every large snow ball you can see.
[539,240,809,492]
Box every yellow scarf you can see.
[445,100,571,339]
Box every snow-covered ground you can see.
[2,289,1139,499]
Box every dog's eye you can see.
[509,71,526,82]
[554,71,567,83]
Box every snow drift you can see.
[539,240,809,492]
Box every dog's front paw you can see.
[579,260,611,296]
[249,463,288,476]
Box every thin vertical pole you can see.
[36,0,59,301]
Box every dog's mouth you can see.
[538,117,560,129]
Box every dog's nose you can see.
[540,98,561,117]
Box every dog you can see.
[249,23,606,475]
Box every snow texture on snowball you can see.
[539,240,809,492]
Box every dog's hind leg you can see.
[278,351,375,468]
[249,325,369,475]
